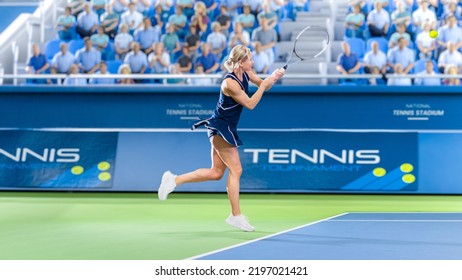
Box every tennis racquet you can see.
[283,25,330,70]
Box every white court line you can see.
[327,220,462,222]
[186,212,349,260]
[4,127,462,133]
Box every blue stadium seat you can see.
[414,59,439,73]
[366,37,388,54]
[45,39,62,60]
[106,60,122,74]
[69,39,84,54]
[346,38,366,59]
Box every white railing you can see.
[0,73,461,86]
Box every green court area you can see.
[0,192,461,260]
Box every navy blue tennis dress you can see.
[192,71,250,147]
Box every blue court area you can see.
[195,213,462,260]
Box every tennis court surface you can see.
[194,212,462,260]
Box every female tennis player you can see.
[158,45,285,231]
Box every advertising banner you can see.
[0,131,118,189]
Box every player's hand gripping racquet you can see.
[282,25,330,70]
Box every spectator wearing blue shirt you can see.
[242,0,262,18]
[176,0,195,19]
[207,22,227,60]
[251,17,277,62]
[367,1,390,37]
[120,2,144,34]
[76,3,100,38]
[56,6,77,41]
[389,23,412,48]
[26,43,50,84]
[75,37,102,74]
[161,23,181,54]
[336,41,361,83]
[64,64,87,85]
[387,63,412,85]
[91,0,107,17]
[414,60,441,86]
[124,42,148,75]
[252,42,270,74]
[51,42,75,84]
[114,23,134,60]
[387,37,415,74]
[135,0,152,16]
[437,14,462,52]
[90,61,117,84]
[195,43,219,73]
[168,6,188,40]
[237,5,256,34]
[135,17,161,54]
[345,4,365,39]
[110,0,129,15]
[364,41,387,85]
[91,26,111,60]
[221,0,242,21]
[100,4,119,39]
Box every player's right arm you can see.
[222,76,275,110]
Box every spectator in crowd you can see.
[437,14,462,52]
[26,43,50,84]
[207,22,227,60]
[195,43,219,74]
[185,25,201,58]
[367,1,390,37]
[91,26,111,60]
[124,42,148,78]
[134,0,152,16]
[148,42,170,83]
[176,45,193,74]
[441,1,462,22]
[336,41,361,82]
[187,64,214,85]
[251,17,277,63]
[168,6,188,39]
[135,17,161,54]
[176,0,195,19]
[118,63,135,84]
[269,0,285,16]
[242,0,262,18]
[161,23,181,54]
[100,4,119,39]
[387,37,415,74]
[412,0,437,32]
[257,2,278,29]
[391,0,412,32]
[191,1,211,38]
[215,5,231,37]
[387,63,412,85]
[229,22,250,49]
[364,41,387,85]
[121,2,144,34]
[51,42,75,76]
[91,0,106,17]
[438,41,462,73]
[90,61,117,84]
[115,23,134,60]
[344,4,365,39]
[68,0,86,17]
[202,0,218,19]
[56,6,77,41]
[236,4,256,34]
[443,64,461,85]
[76,2,99,38]
[347,0,366,15]
[166,64,186,84]
[389,23,411,48]
[150,3,166,29]
[63,64,87,85]
[414,60,441,86]
[154,0,173,21]
[221,0,243,20]
[111,0,129,15]
[75,37,101,74]
[251,41,270,74]
[416,21,437,59]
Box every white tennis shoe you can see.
[226,214,256,232]
[158,171,177,200]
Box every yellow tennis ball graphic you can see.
[98,161,111,171]
[98,172,111,181]
[402,174,415,184]
[429,30,438,39]
[71,166,84,175]
[373,167,386,177]
[400,163,414,173]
